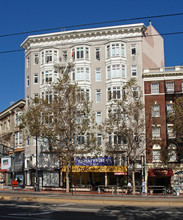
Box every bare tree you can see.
[26,72,98,193]
[104,79,145,194]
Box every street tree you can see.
[168,96,183,161]
[32,72,97,193]
[104,79,145,194]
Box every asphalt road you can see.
[1,200,183,220]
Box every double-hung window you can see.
[167,104,174,115]
[166,82,174,93]
[76,67,84,80]
[112,65,120,78]
[131,66,137,77]
[97,134,102,145]
[112,43,120,56]
[34,54,39,64]
[113,87,121,99]
[76,47,84,59]
[34,74,38,84]
[96,89,101,103]
[45,50,52,63]
[152,105,160,117]
[131,44,136,55]
[151,82,159,94]
[122,65,126,78]
[96,112,102,125]
[96,48,100,60]
[107,66,111,79]
[152,126,160,139]
[96,68,101,81]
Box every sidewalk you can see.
[0,187,183,207]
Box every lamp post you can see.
[34,136,39,191]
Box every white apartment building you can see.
[21,22,164,188]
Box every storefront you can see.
[61,157,127,188]
[148,168,174,188]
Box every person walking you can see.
[142,179,145,193]
[127,180,132,194]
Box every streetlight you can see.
[34,136,39,191]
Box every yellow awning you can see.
[62,166,127,173]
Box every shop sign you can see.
[148,168,173,177]
[62,165,127,173]
[75,157,114,166]
[114,172,127,175]
[1,157,11,171]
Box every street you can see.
[0,200,183,220]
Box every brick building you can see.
[143,66,183,192]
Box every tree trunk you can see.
[132,169,136,195]
[66,165,70,193]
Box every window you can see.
[112,65,120,78]
[167,126,175,139]
[112,43,120,56]
[96,48,100,60]
[108,88,111,101]
[122,65,126,78]
[26,76,29,87]
[131,44,136,55]
[34,74,38,84]
[62,50,67,62]
[96,112,102,125]
[167,104,174,115]
[86,68,90,80]
[152,105,160,117]
[96,68,101,81]
[182,81,183,92]
[76,47,84,59]
[97,134,102,145]
[152,145,161,162]
[152,126,160,139]
[151,83,159,94]
[15,111,22,127]
[45,70,52,84]
[132,87,138,98]
[107,66,111,79]
[168,144,177,162]
[85,47,89,59]
[15,132,23,146]
[72,68,75,81]
[114,133,122,145]
[131,66,137,77]
[107,45,110,58]
[78,134,85,145]
[34,54,39,64]
[26,137,30,147]
[166,82,174,93]
[121,44,125,57]
[45,50,52,63]
[96,89,101,103]
[113,87,121,99]
[27,56,30,68]
[76,67,84,80]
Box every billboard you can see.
[1,157,11,171]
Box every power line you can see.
[1,30,183,55]
[0,12,183,38]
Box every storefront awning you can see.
[62,165,127,173]
[148,168,173,177]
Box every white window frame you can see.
[131,65,137,77]
[151,82,159,94]
[152,105,160,117]
[34,74,38,84]
[152,126,161,139]
[97,134,102,145]
[152,145,161,162]
[96,89,101,103]
[166,82,174,93]
[96,111,102,125]
[34,54,39,64]
[131,44,136,55]
[96,48,100,60]
[96,68,101,81]
[26,76,29,87]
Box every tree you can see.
[23,71,97,193]
[21,98,44,191]
[104,79,145,194]
[168,96,183,161]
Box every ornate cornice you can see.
[21,23,146,50]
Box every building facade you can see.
[0,99,25,186]
[21,22,164,189]
[143,66,183,193]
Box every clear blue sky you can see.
[0,0,183,112]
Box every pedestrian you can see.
[127,180,132,194]
[17,178,21,188]
[142,179,145,193]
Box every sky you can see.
[0,0,183,112]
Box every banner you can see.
[75,157,114,166]
[1,157,11,171]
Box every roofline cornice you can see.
[21,23,146,50]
